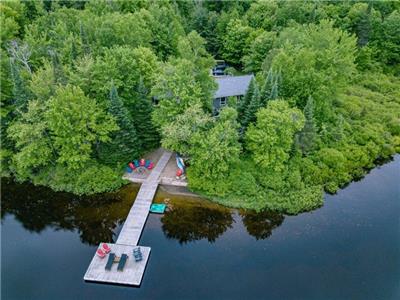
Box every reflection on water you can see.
[161,205,234,244]
[1,179,139,246]
[2,156,399,300]
[1,179,285,246]
[240,209,285,240]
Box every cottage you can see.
[213,75,254,114]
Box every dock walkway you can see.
[117,151,171,245]
[84,151,172,286]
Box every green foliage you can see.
[144,3,185,59]
[268,20,357,123]
[188,107,241,196]
[177,31,216,103]
[151,59,205,128]
[160,104,212,156]
[131,78,159,151]
[222,19,253,67]
[7,100,53,179]
[0,1,24,46]
[10,61,32,112]
[243,31,276,73]
[45,85,118,170]
[98,84,139,166]
[1,0,399,211]
[241,79,261,130]
[32,163,125,196]
[237,77,255,121]
[370,10,400,74]
[246,100,305,171]
[260,68,281,105]
[296,96,317,154]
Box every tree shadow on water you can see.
[240,209,285,240]
[1,179,135,246]
[161,205,234,244]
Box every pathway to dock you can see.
[84,150,172,286]
[117,151,172,245]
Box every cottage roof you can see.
[214,75,254,98]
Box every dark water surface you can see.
[2,156,399,300]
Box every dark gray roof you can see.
[214,75,254,98]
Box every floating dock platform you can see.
[84,151,172,286]
[84,244,151,286]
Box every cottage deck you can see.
[83,150,172,286]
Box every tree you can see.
[222,19,253,67]
[71,46,159,108]
[296,96,317,154]
[151,59,204,128]
[7,100,54,179]
[260,68,281,106]
[245,0,278,30]
[79,21,91,55]
[131,77,159,151]
[246,100,305,171]
[242,80,261,130]
[9,60,32,112]
[143,3,185,59]
[270,80,278,100]
[7,40,32,74]
[160,104,212,156]
[242,31,276,73]
[371,10,400,72]
[49,49,67,85]
[46,85,118,170]
[98,83,140,166]
[177,31,216,104]
[268,20,357,122]
[0,2,24,47]
[237,77,255,121]
[29,60,56,101]
[188,107,241,195]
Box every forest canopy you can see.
[1,0,399,214]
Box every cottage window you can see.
[220,97,227,106]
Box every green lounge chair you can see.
[105,253,115,271]
[117,254,128,271]
[133,247,143,262]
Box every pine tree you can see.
[260,68,273,102]
[98,83,141,166]
[357,2,372,47]
[270,79,279,100]
[49,50,67,85]
[238,77,255,120]
[80,22,91,55]
[70,39,78,64]
[296,96,317,154]
[131,77,159,151]
[261,68,280,106]
[10,61,31,113]
[242,81,261,130]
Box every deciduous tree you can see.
[246,100,305,171]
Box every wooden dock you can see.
[84,151,172,286]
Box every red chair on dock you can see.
[128,162,136,170]
[102,243,111,254]
[96,248,106,258]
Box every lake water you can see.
[1,156,399,300]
